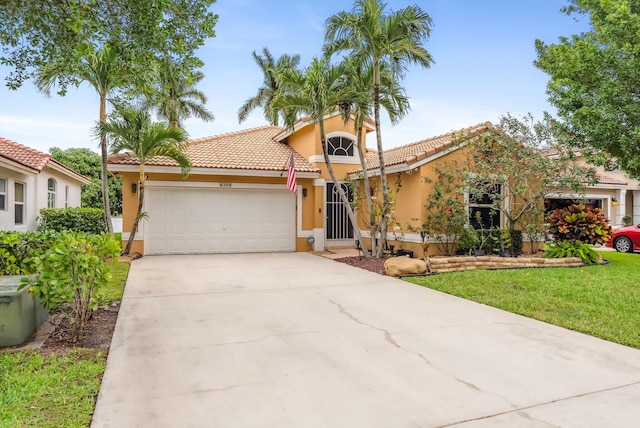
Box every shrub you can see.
[37,207,107,234]
[0,231,55,275]
[417,163,468,256]
[510,230,523,256]
[457,228,479,255]
[20,232,120,340]
[548,204,613,245]
[544,240,599,265]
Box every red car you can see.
[606,224,640,252]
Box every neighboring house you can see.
[108,114,374,255]
[0,137,91,232]
[545,153,640,227]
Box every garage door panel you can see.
[144,187,295,255]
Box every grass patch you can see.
[0,349,107,427]
[102,259,130,301]
[406,251,640,348]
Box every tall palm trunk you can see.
[123,168,145,255]
[373,63,389,257]
[319,120,368,257]
[100,96,114,234]
[355,124,377,255]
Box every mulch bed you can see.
[334,256,389,275]
[41,301,121,353]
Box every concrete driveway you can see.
[92,253,640,427]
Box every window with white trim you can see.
[47,178,56,208]
[0,178,6,210]
[469,183,502,229]
[65,185,69,208]
[327,136,355,157]
[15,182,25,224]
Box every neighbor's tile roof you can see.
[352,122,493,173]
[597,174,628,185]
[0,137,51,171]
[109,126,319,173]
[0,137,90,182]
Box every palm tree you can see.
[100,108,191,255]
[145,58,214,129]
[36,44,124,234]
[339,57,410,256]
[325,0,434,254]
[238,47,301,126]
[274,57,370,257]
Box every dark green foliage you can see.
[457,228,479,255]
[510,230,523,256]
[548,204,613,245]
[49,147,122,214]
[1,0,218,91]
[544,240,599,265]
[534,0,640,179]
[38,207,107,234]
[0,231,54,275]
[20,232,120,340]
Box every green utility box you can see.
[0,276,48,347]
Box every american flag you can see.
[286,153,297,193]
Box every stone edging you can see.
[428,256,584,273]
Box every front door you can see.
[326,182,354,244]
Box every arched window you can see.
[47,178,56,208]
[327,136,355,157]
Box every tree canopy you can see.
[238,47,301,126]
[324,0,434,256]
[100,108,190,254]
[143,58,214,129]
[0,0,218,91]
[49,147,122,215]
[464,114,598,234]
[534,0,640,179]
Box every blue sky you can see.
[0,0,591,154]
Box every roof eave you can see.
[108,164,320,178]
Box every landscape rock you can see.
[384,256,427,277]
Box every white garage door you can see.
[144,186,296,255]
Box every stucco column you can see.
[634,190,640,224]
[313,178,326,251]
[616,189,627,225]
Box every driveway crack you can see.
[320,293,401,349]
[319,293,517,409]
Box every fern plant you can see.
[544,240,599,265]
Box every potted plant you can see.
[457,227,479,256]
[495,227,511,257]
[474,229,490,256]
[622,215,633,226]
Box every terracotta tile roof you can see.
[352,122,493,173]
[0,137,91,183]
[109,126,319,173]
[597,174,628,185]
[0,137,50,171]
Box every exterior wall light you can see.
[131,183,137,193]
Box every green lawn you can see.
[406,251,640,348]
[0,350,107,428]
[0,257,130,428]
[103,258,131,301]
